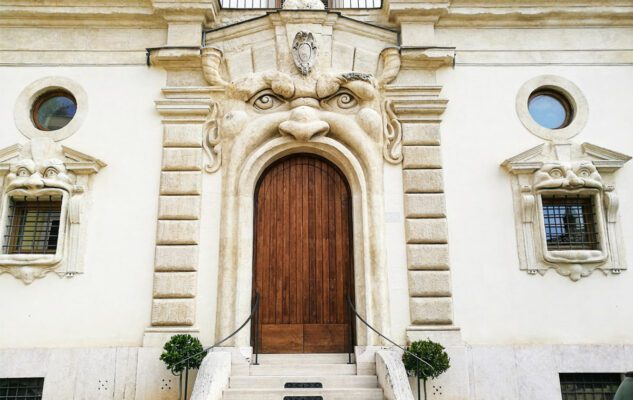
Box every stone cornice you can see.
[384,85,448,122]
[400,47,455,70]
[148,46,202,69]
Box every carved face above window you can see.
[503,143,630,281]
[0,138,105,284]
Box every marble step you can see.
[249,363,357,376]
[229,375,378,389]
[254,353,352,365]
[223,388,384,400]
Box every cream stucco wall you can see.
[0,66,166,348]
[441,63,633,345]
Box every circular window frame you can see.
[31,89,77,132]
[516,75,588,141]
[14,77,88,142]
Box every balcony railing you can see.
[220,0,382,9]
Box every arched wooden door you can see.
[252,154,354,353]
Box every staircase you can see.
[222,353,384,400]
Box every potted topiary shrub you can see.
[402,339,451,400]
[160,334,207,400]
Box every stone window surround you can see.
[14,76,88,142]
[0,188,68,266]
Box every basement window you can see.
[0,378,44,400]
[542,194,599,251]
[559,373,621,400]
[3,196,62,255]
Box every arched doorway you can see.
[252,154,355,353]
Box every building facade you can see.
[1,0,632,399]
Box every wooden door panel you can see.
[303,324,349,353]
[261,324,304,354]
[253,155,354,353]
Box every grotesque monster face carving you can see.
[219,71,383,149]
[5,158,74,195]
[533,161,602,191]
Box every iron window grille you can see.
[542,194,599,251]
[0,378,44,400]
[2,195,62,255]
[559,373,621,400]
[219,0,382,9]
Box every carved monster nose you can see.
[565,170,584,188]
[279,105,330,141]
[24,173,44,190]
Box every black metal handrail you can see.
[346,295,433,400]
[172,293,261,372]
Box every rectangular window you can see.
[542,195,599,250]
[0,378,44,400]
[559,373,621,400]
[3,196,62,255]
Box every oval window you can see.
[31,90,77,131]
[528,90,573,130]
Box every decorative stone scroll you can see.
[0,138,105,284]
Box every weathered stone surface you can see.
[190,351,232,400]
[408,271,452,297]
[153,272,197,298]
[409,298,453,325]
[163,124,203,147]
[158,195,201,220]
[403,146,442,169]
[402,123,441,146]
[407,244,450,270]
[155,245,199,271]
[376,350,415,400]
[404,193,446,218]
[151,299,196,326]
[162,148,202,171]
[160,171,202,195]
[156,221,199,245]
[405,218,448,244]
[403,169,444,193]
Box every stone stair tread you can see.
[249,363,357,376]
[223,388,384,400]
[229,375,378,388]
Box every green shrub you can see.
[160,334,207,375]
[402,339,450,381]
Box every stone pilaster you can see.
[144,89,211,345]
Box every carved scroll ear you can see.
[202,47,229,87]
[383,99,403,164]
[203,102,222,173]
[377,47,401,87]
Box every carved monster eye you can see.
[251,91,286,111]
[577,169,590,178]
[325,91,358,110]
[549,168,564,178]
[44,167,59,178]
[17,167,30,177]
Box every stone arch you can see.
[215,135,390,348]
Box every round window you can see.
[31,90,77,131]
[527,90,573,130]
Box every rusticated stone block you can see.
[155,245,199,271]
[157,221,199,245]
[407,244,450,270]
[405,218,448,244]
[160,171,201,195]
[402,123,440,145]
[403,169,444,193]
[151,299,195,326]
[163,124,203,147]
[162,148,202,171]
[158,196,201,220]
[404,193,446,218]
[410,298,453,325]
[408,271,452,297]
[403,146,442,169]
[153,272,197,298]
